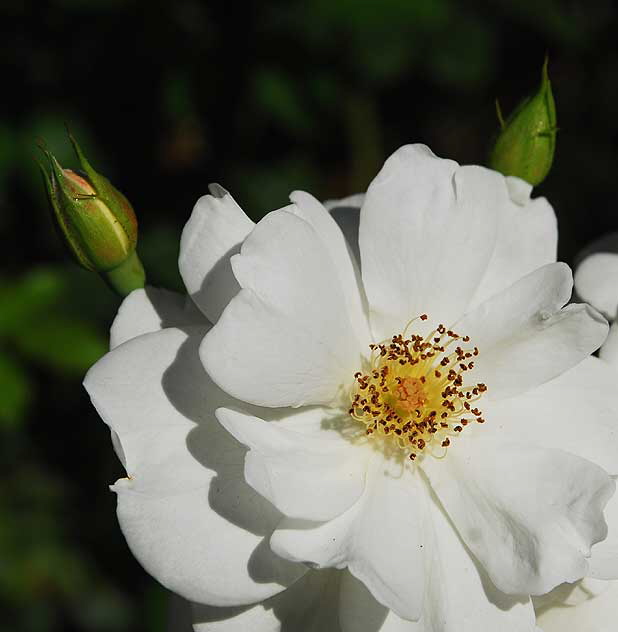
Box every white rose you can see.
[85,145,618,631]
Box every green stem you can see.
[103,250,146,296]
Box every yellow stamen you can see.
[348,315,487,461]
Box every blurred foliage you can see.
[0,270,107,385]
[1,0,617,630]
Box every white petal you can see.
[192,569,342,632]
[414,496,535,632]
[589,483,618,579]
[600,321,618,366]
[483,357,618,475]
[290,191,371,347]
[535,579,618,632]
[422,435,615,596]
[504,176,533,205]
[110,287,205,349]
[201,208,364,407]
[338,499,536,632]
[359,145,501,340]
[468,176,557,308]
[457,263,608,399]
[179,185,254,324]
[84,328,303,607]
[216,407,369,522]
[574,252,618,320]
[271,461,426,621]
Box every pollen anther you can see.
[349,315,487,461]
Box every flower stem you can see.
[104,250,146,296]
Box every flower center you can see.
[349,314,487,461]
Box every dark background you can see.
[1,1,617,630]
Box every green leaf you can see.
[0,268,67,337]
[143,585,171,632]
[12,316,107,374]
[253,68,313,134]
[0,351,31,429]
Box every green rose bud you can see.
[39,133,145,296]
[489,58,557,186]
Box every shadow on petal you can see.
[161,328,301,585]
[190,242,242,324]
[192,569,342,632]
[424,474,530,612]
